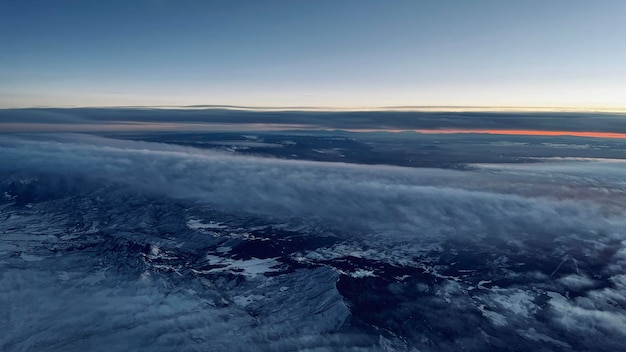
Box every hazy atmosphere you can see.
[2,1,626,352]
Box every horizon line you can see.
[2,104,626,113]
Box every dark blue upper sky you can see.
[1,0,625,109]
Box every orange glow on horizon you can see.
[412,129,626,139]
[3,122,626,139]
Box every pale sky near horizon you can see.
[1,0,625,109]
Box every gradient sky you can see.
[1,0,626,109]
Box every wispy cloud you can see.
[2,134,624,237]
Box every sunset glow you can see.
[413,129,626,139]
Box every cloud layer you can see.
[1,134,625,239]
[1,134,626,351]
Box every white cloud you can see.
[1,134,625,242]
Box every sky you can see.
[1,0,626,109]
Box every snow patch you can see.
[346,269,376,278]
[187,218,227,230]
[194,255,282,278]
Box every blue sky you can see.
[1,0,625,109]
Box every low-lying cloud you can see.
[1,134,624,240]
[2,134,626,351]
